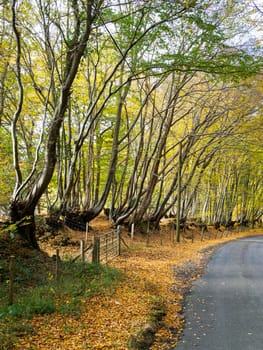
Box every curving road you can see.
[175,236,263,350]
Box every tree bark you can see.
[9,1,96,247]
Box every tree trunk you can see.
[9,201,38,249]
[9,1,96,247]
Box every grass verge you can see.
[0,243,122,349]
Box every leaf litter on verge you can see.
[13,224,262,350]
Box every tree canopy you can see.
[0,0,262,246]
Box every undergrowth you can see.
[0,249,122,349]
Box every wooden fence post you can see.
[85,222,89,243]
[92,236,100,264]
[105,234,108,263]
[201,227,205,241]
[80,240,85,262]
[55,248,60,284]
[117,225,121,256]
[131,223,134,244]
[146,221,150,246]
[9,256,15,305]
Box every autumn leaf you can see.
[11,217,260,350]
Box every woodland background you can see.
[0,0,262,244]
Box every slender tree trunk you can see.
[9,1,96,247]
[176,142,182,243]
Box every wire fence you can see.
[69,226,121,264]
[64,217,87,232]
[92,226,121,264]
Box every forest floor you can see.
[1,216,262,350]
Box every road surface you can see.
[175,236,263,350]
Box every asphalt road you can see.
[175,236,263,350]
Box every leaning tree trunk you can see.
[9,0,96,247]
[9,201,38,248]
